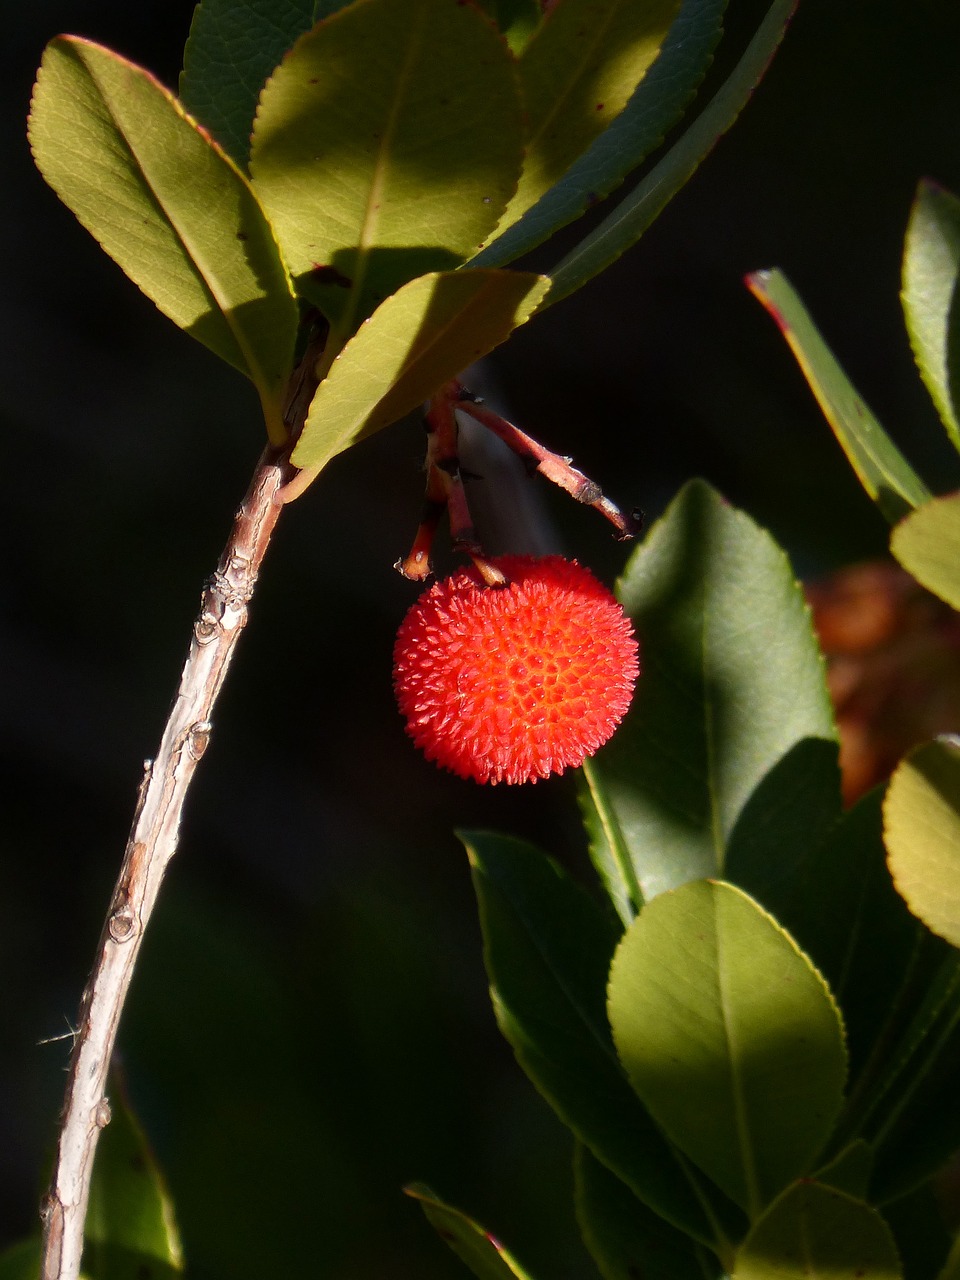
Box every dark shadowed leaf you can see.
[543,0,795,307]
[496,0,680,232]
[475,0,725,268]
[180,0,321,164]
[463,830,740,1248]
[405,1184,539,1280]
[574,1144,721,1280]
[29,37,298,442]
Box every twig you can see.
[39,444,294,1280]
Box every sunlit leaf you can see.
[544,0,795,308]
[891,492,960,610]
[577,759,642,927]
[180,0,319,164]
[463,830,740,1247]
[608,880,846,1216]
[85,1081,183,1277]
[405,1184,539,1280]
[589,479,836,902]
[902,180,960,451]
[733,1181,901,1280]
[249,0,524,335]
[884,738,960,950]
[496,0,680,232]
[291,269,548,472]
[747,268,930,523]
[475,0,725,268]
[29,37,298,443]
[573,1144,719,1280]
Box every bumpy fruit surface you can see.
[393,555,639,784]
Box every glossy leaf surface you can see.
[902,180,960,451]
[884,738,960,949]
[405,1185,538,1280]
[545,0,795,307]
[291,269,548,471]
[608,880,846,1216]
[891,492,960,610]
[29,37,298,442]
[85,1085,183,1277]
[497,0,680,231]
[250,0,524,335]
[476,0,725,268]
[464,831,734,1246]
[747,269,931,523]
[733,1181,900,1280]
[588,479,836,901]
[574,1145,718,1280]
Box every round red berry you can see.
[393,555,639,784]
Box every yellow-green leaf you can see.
[884,739,960,950]
[249,0,525,337]
[292,269,548,472]
[29,37,298,442]
[499,0,680,231]
[890,491,960,610]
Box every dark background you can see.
[4,0,960,1275]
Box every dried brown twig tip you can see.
[452,383,641,541]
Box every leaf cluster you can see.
[412,479,960,1280]
[27,0,795,488]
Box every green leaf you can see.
[855,947,960,1202]
[29,37,298,443]
[543,0,795,308]
[763,788,925,1086]
[885,739,960,950]
[404,1184,539,1280]
[249,0,524,336]
[85,1081,183,1277]
[733,1181,901,1280]
[746,269,931,523]
[813,1140,873,1199]
[463,830,740,1249]
[291,269,548,472]
[902,180,960,451]
[882,1186,954,1280]
[577,759,642,928]
[608,880,847,1217]
[496,0,680,233]
[474,0,541,54]
[474,0,725,269]
[574,1144,721,1280]
[588,479,836,901]
[891,492,960,610]
[180,0,319,165]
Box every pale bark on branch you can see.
[40,446,293,1280]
